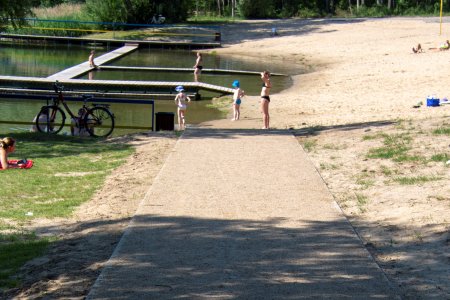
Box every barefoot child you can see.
[174,85,191,130]
[231,80,245,121]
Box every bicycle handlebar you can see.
[53,81,63,93]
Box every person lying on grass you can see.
[0,137,25,169]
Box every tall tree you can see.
[0,0,34,28]
[388,0,393,9]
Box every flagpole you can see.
[440,0,444,35]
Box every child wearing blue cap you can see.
[231,80,245,121]
[174,86,191,130]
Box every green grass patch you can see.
[393,154,426,163]
[356,193,369,212]
[356,177,375,189]
[0,233,52,289]
[362,132,387,141]
[319,162,339,170]
[366,133,416,161]
[393,175,441,185]
[0,132,133,220]
[380,165,394,176]
[301,139,317,152]
[362,134,377,141]
[0,132,133,290]
[430,153,450,163]
[433,126,450,135]
[368,145,409,159]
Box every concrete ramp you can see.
[87,128,399,299]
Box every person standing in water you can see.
[260,70,271,129]
[231,80,245,121]
[174,85,191,130]
[193,52,203,81]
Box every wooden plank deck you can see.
[0,87,194,100]
[46,45,139,80]
[99,66,287,76]
[0,76,234,95]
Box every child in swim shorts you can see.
[232,80,245,121]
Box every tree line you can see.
[2,0,450,26]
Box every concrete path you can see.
[87,128,399,299]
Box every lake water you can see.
[0,43,302,136]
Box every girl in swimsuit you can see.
[193,52,203,82]
[0,137,20,169]
[260,70,271,129]
[174,86,191,130]
[231,80,245,121]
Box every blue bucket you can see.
[426,98,440,107]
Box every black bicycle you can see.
[35,82,115,137]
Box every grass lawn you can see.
[0,132,134,289]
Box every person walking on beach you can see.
[231,80,245,121]
[193,52,203,81]
[260,70,271,129]
[174,85,191,130]
[89,50,98,68]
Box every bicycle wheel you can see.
[35,106,66,134]
[84,107,115,137]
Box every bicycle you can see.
[148,14,166,24]
[35,82,115,137]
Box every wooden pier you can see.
[0,42,244,99]
[0,87,194,100]
[47,44,139,80]
[0,76,234,97]
[0,33,221,49]
[99,66,287,76]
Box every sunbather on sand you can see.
[412,43,423,53]
[428,40,450,51]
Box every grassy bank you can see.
[0,132,133,289]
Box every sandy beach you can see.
[209,17,449,299]
[214,17,450,298]
[6,17,449,299]
[214,17,450,128]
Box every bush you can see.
[85,0,128,24]
[84,0,191,25]
[353,5,391,17]
[238,0,276,18]
[297,6,321,18]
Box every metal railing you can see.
[0,93,155,131]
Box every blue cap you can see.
[232,80,240,88]
[175,85,184,92]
